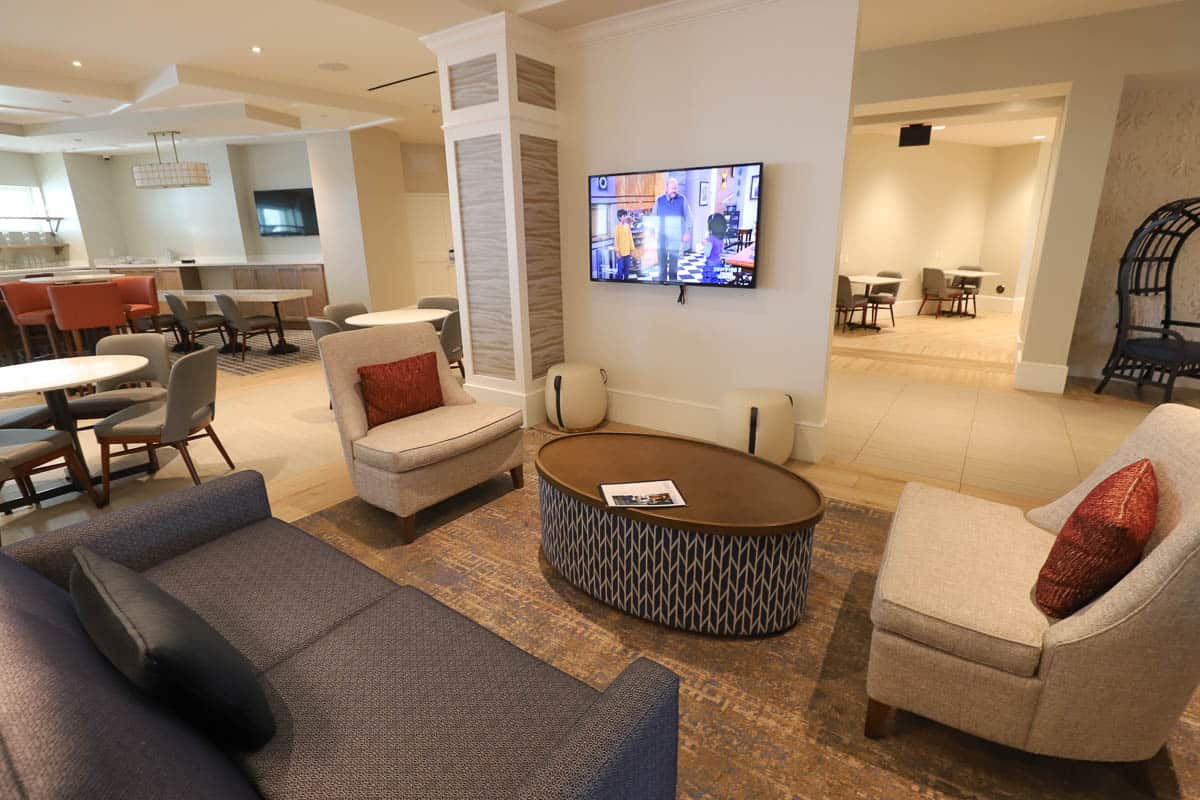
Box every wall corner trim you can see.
[562,0,779,45]
[1014,357,1068,394]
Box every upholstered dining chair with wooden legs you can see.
[323,302,368,331]
[835,275,868,332]
[113,275,176,339]
[93,346,234,504]
[917,268,963,317]
[951,265,983,317]
[0,280,61,360]
[214,293,276,361]
[417,295,459,331]
[67,333,170,424]
[868,270,902,328]
[164,292,228,352]
[307,316,340,408]
[48,282,128,355]
[439,310,465,376]
[0,429,102,508]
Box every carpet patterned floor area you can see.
[294,430,1200,800]
[169,328,320,376]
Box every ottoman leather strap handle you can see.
[553,375,565,429]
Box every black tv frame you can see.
[253,187,319,237]
[587,160,763,289]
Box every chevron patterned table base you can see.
[539,480,815,636]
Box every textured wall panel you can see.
[449,54,500,110]
[515,55,556,110]
[455,135,515,379]
[520,134,564,378]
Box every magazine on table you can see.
[599,480,686,508]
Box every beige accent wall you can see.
[351,126,416,310]
[1068,79,1200,379]
[980,143,1044,300]
[229,141,319,259]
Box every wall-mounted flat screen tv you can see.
[589,162,762,288]
[254,188,319,237]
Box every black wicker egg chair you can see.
[1096,197,1200,402]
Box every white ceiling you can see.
[854,117,1059,148]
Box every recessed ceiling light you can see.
[317,62,350,72]
[932,125,946,131]
[71,60,83,68]
[1033,134,1047,140]
[251,46,262,54]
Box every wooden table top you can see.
[535,432,824,536]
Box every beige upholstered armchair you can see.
[319,324,524,540]
[866,403,1200,762]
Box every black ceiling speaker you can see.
[899,124,932,147]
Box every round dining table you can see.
[345,308,451,327]
[0,355,149,511]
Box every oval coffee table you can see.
[535,432,825,636]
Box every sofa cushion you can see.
[353,401,523,473]
[358,351,444,428]
[144,518,397,671]
[871,482,1056,677]
[70,546,276,750]
[0,554,260,799]
[240,585,599,800]
[1035,459,1158,618]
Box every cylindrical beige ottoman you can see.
[717,389,794,464]
[545,363,608,432]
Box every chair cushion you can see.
[1035,459,1157,618]
[69,546,276,750]
[871,482,1056,676]
[0,429,70,478]
[358,351,444,429]
[95,400,213,439]
[13,308,55,326]
[188,314,227,330]
[0,404,52,429]
[233,315,276,330]
[240,585,599,800]
[124,303,157,318]
[868,293,895,303]
[353,402,523,473]
[68,386,167,420]
[0,554,260,799]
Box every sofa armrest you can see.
[517,657,679,800]
[2,470,272,589]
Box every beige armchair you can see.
[865,403,1200,762]
[319,324,523,541]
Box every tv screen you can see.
[254,188,319,237]
[589,162,762,288]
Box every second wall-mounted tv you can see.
[254,188,319,237]
[589,161,762,288]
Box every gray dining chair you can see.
[868,270,903,328]
[918,268,963,317]
[951,265,983,317]
[835,275,868,332]
[0,406,52,430]
[308,316,341,408]
[165,292,228,351]
[93,346,234,502]
[0,429,102,508]
[418,295,459,331]
[323,302,368,331]
[215,293,276,361]
[67,333,170,423]
[439,310,465,377]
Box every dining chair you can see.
[164,292,229,352]
[417,296,459,331]
[323,302,368,331]
[0,429,102,508]
[951,265,983,317]
[0,280,61,360]
[214,293,276,361]
[307,316,340,409]
[918,268,963,317]
[835,275,868,332]
[0,406,52,429]
[67,333,170,424]
[47,282,128,355]
[113,275,176,338]
[868,270,903,328]
[93,346,234,503]
[440,310,465,377]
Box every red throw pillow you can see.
[1035,459,1158,618]
[357,352,444,428]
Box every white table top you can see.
[346,308,451,327]
[158,288,313,303]
[843,274,909,284]
[21,272,125,284]
[942,269,1001,278]
[0,355,149,396]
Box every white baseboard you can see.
[1014,357,1068,394]
[605,388,826,463]
[464,379,547,426]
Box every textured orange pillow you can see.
[357,352,444,428]
[1035,459,1158,618]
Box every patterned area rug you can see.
[294,430,1197,799]
[169,328,320,376]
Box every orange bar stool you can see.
[47,282,128,355]
[0,281,61,360]
[113,275,163,332]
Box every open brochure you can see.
[599,480,686,508]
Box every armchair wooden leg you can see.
[205,425,236,471]
[864,698,893,739]
[397,513,417,543]
[176,441,202,485]
[510,465,524,490]
[99,442,112,506]
[146,443,159,473]
[64,448,103,508]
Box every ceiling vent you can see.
[132,131,211,189]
